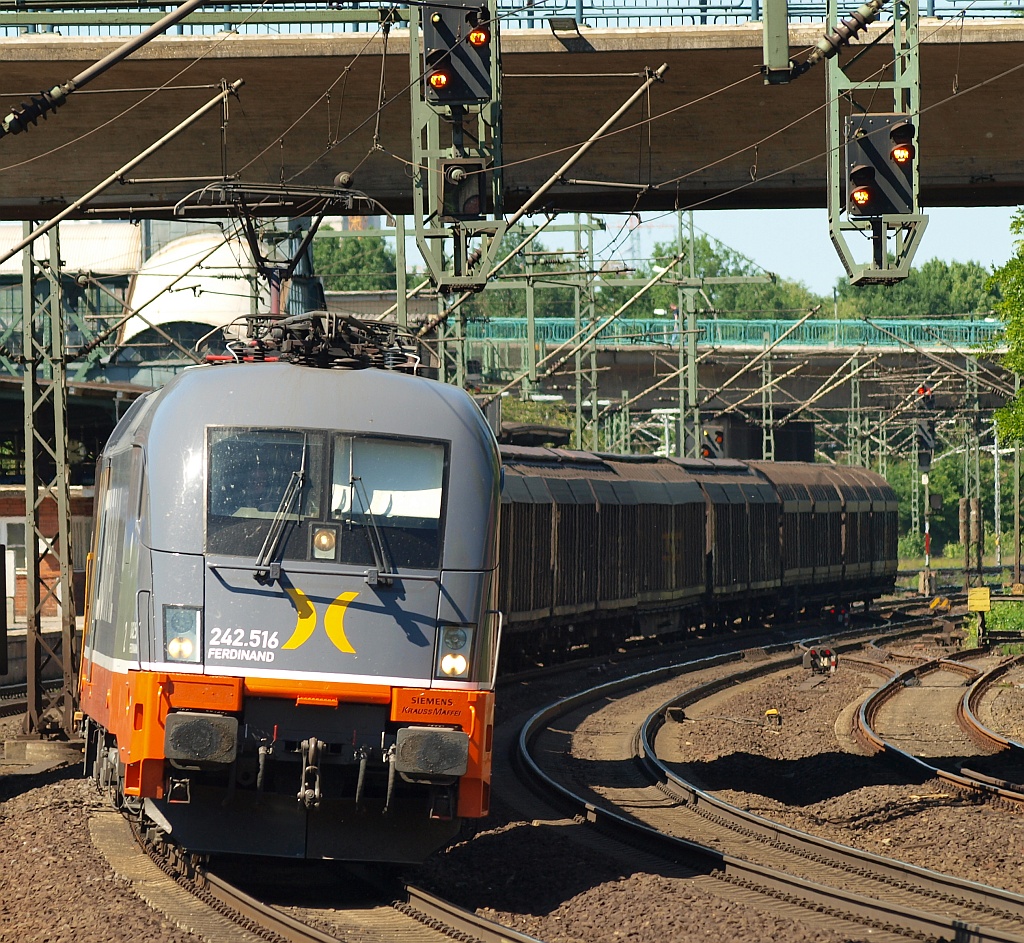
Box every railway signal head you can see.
[889,120,916,165]
[916,383,935,410]
[844,113,916,217]
[423,3,493,107]
[916,418,936,470]
[700,424,725,458]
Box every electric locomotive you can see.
[79,316,501,862]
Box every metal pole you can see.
[573,215,583,449]
[0,543,6,678]
[395,215,408,329]
[923,473,931,595]
[1016,374,1022,587]
[994,420,1002,568]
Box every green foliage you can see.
[500,395,574,428]
[462,232,576,320]
[885,445,1022,558]
[962,613,981,648]
[313,234,397,291]
[941,540,965,560]
[990,210,1024,443]
[834,257,1000,319]
[594,236,823,321]
[986,601,1024,635]
[897,531,925,559]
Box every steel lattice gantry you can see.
[20,224,77,738]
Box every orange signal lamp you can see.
[891,142,914,164]
[889,121,916,164]
[428,70,450,90]
[468,25,490,45]
[851,186,872,208]
[849,163,876,211]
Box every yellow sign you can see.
[967,587,991,612]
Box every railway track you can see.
[857,650,1024,804]
[87,809,542,943]
[516,631,1024,943]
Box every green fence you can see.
[464,318,1005,350]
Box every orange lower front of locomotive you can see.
[79,664,494,834]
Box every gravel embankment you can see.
[0,715,198,943]
[4,644,1023,943]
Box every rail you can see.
[0,0,1019,38]
[465,317,1005,350]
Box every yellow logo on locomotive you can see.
[282,588,359,653]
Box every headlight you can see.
[164,606,202,664]
[311,525,338,560]
[435,624,473,680]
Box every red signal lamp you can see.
[891,142,914,164]
[468,25,490,46]
[851,186,872,209]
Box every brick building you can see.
[1,488,95,621]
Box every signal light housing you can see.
[439,158,488,220]
[849,164,876,212]
[422,3,493,106]
[844,113,916,217]
[700,425,725,459]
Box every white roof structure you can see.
[120,231,258,346]
[0,222,142,276]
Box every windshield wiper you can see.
[351,476,393,585]
[253,437,307,584]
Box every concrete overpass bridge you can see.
[0,4,1022,219]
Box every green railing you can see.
[464,317,1006,350]
[0,0,1014,37]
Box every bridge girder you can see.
[0,22,1021,219]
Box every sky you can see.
[678,205,1021,297]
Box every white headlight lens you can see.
[435,624,474,680]
[312,526,337,559]
[167,635,195,660]
[440,653,469,676]
[164,606,202,664]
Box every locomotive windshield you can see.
[206,427,447,570]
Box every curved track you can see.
[858,651,1024,804]
[517,633,1024,943]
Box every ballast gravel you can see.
[3,644,1024,943]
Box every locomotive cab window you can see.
[206,427,446,570]
[207,428,324,558]
[330,436,446,570]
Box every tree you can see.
[313,233,397,291]
[834,258,1000,320]
[593,236,824,320]
[991,210,1024,442]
